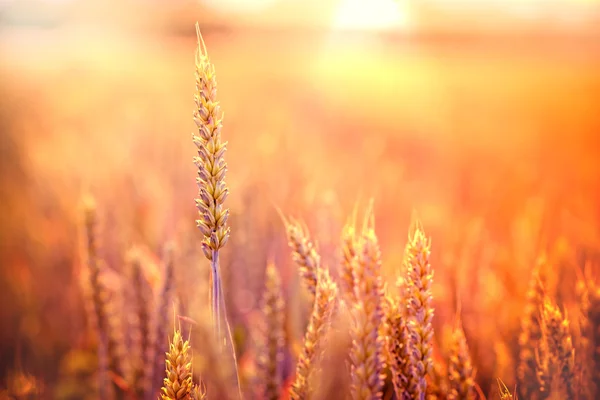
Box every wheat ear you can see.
[447,319,476,400]
[404,218,434,400]
[340,209,359,303]
[283,216,320,302]
[161,329,194,400]
[192,21,230,340]
[349,208,386,400]
[256,261,286,400]
[290,267,338,400]
[192,22,240,398]
[385,292,411,400]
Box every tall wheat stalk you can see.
[192,22,240,398]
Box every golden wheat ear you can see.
[349,206,386,400]
[191,21,241,399]
[403,217,434,399]
[283,215,320,302]
[160,328,194,400]
[447,316,476,400]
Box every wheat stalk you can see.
[192,21,230,340]
[192,22,240,398]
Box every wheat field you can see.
[1,3,600,399]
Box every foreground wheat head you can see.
[192,21,230,345]
[349,210,386,400]
[403,220,434,400]
[192,23,230,262]
[191,24,241,398]
[161,329,206,400]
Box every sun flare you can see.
[332,0,410,31]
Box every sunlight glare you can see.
[332,0,409,31]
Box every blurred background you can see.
[1,0,600,398]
